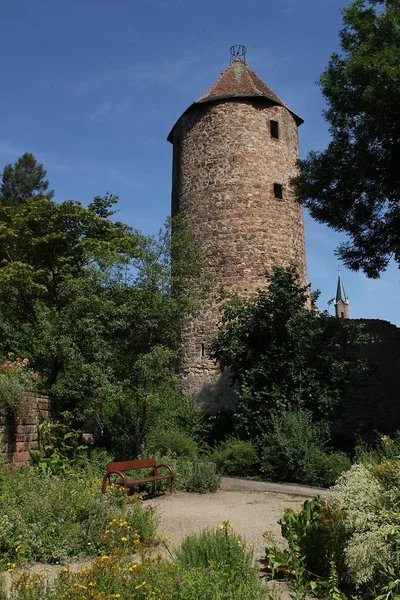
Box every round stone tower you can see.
[168,49,307,410]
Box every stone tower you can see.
[168,48,307,410]
[335,271,349,319]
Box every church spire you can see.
[335,270,349,319]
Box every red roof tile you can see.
[167,58,303,142]
[195,59,303,125]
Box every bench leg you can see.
[170,478,174,494]
[151,481,156,495]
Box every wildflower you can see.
[120,536,128,542]
[135,581,146,590]
[15,544,23,553]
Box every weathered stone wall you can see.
[0,392,54,463]
[171,98,307,409]
[332,319,400,445]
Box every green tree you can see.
[293,0,400,277]
[210,267,370,439]
[0,153,54,208]
[0,176,204,456]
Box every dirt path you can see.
[146,478,322,562]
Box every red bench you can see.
[101,458,174,497]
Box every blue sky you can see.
[1,0,399,324]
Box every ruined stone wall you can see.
[0,392,54,463]
[171,98,307,409]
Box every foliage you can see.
[28,416,108,475]
[330,459,400,592]
[0,467,157,566]
[0,353,39,412]
[211,438,257,477]
[264,498,349,598]
[211,266,369,439]
[7,526,265,600]
[261,409,351,486]
[160,453,221,493]
[0,158,204,456]
[148,428,200,458]
[279,498,348,580]
[0,153,54,209]
[293,0,400,277]
[270,434,400,599]
[176,521,257,580]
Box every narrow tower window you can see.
[270,120,279,139]
[201,343,205,357]
[273,183,283,199]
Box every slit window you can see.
[270,120,279,139]
[201,343,205,357]
[273,183,283,199]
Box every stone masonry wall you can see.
[171,98,307,409]
[332,319,400,445]
[0,392,54,464]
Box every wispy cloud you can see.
[0,141,24,158]
[90,100,133,121]
[0,141,72,174]
[75,55,201,97]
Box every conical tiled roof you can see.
[168,58,303,141]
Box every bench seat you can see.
[101,458,174,496]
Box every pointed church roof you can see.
[195,59,303,125]
[335,272,349,305]
[167,58,303,142]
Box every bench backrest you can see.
[105,458,156,474]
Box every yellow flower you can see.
[135,581,147,590]
[120,536,128,542]
[61,567,70,573]
[15,545,23,553]
[100,555,109,562]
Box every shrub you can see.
[161,454,220,493]
[176,521,253,571]
[278,498,348,580]
[148,428,199,458]
[261,409,331,485]
[329,462,400,590]
[0,354,39,413]
[0,467,157,566]
[211,438,257,477]
[314,451,352,487]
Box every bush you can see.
[148,428,199,458]
[330,461,400,591]
[261,409,349,486]
[0,354,39,413]
[315,451,352,487]
[211,438,257,477]
[278,498,348,580]
[156,454,220,493]
[0,467,157,566]
[177,521,254,572]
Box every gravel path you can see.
[146,478,324,562]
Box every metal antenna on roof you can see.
[230,45,247,64]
